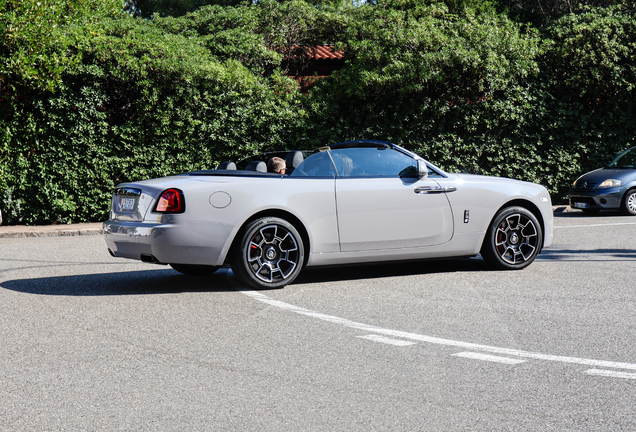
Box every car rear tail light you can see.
[154,189,185,213]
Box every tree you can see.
[1,16,305,224]
[498,0,635,24]
[0,0,122,92]
[124,0,249,18]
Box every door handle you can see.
[414,186,457,194]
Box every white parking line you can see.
[358,335,416,346]
[586,369,636,379]
[239,289,636,373]
[452,351,526,365]
[554,222,636,229]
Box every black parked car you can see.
[570,146,636,215]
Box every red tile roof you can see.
[278,46,346,90]
[280,45,344,61]
[311,46,344,61]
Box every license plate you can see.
[120,197,136,211]
[573,202,588,209]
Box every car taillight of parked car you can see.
[154,189,185,213]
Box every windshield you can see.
[607,146,636,169]
[290,146,445,178]
[290,147,420,178]
[290,151,336,177]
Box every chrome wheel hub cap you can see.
[509,232,520,245]
[266,247,277,260]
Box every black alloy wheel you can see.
[481,206,543,270]
[231,217,305,289]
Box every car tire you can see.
[481,206,543,270]
[621,189,636,216]
[231,217,305,289]
[169,263,219,276]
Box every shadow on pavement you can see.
[4,244,636,295]
[0,268,235,296]
[1,258,490,295]
[295,258,488,285]
[538,248,636,261]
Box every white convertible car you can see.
[104,140,553,288]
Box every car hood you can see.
[451,173,527,185]
[577,167,636,182]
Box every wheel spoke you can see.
[495,227,507,247]
[520,243,536,260]
[256,263,273,282]
[260,226,276,244]
[505,214,520,230]
[279,232,298,252]
[277,256,297,278]
[521,221,537,238]
[500,245,516,263]
[248,241,262,262]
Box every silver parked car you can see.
[104,140,554,289]
[569,146,636,215]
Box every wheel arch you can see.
[224,209,311,267]
[623,186,636,195]
[621,187,636,215]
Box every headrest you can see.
[285,151,304,173]
[217,161,236,170]
[245,161,267,172]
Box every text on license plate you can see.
[120,197,136,211]
[573,202,589,209]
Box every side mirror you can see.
[417,159,428,179]
[399,161,429,179]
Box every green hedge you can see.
[304,4,636,201]
[1,2,635,225]
[1,17,304,224]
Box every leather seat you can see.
[245,161,267,172]
[285,151,304,174]
[217,161,236,170]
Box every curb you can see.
[0,223,103,239]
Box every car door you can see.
[332,147,454,252]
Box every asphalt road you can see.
[1,211,635,431]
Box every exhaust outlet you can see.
[140,253,163,264]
